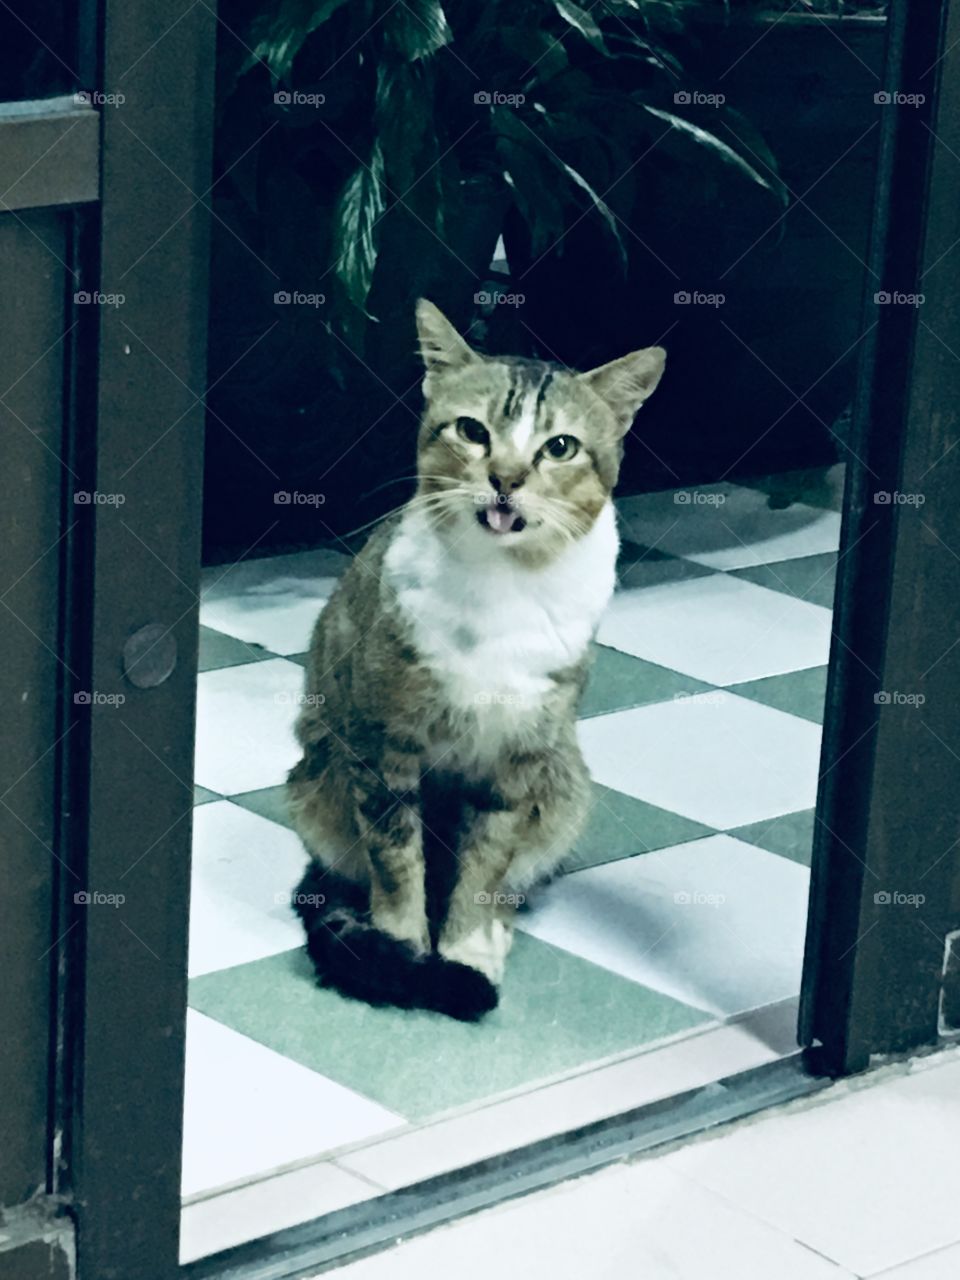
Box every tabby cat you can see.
[288,300,665,1020]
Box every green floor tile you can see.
[616,544,713,591]
[198,625,275,672]
[189,933,710,1123]
[286,652,309,668]
[730,553,837,610]
[230,785,293,828]
[566,782,713,872]
[579,645,715,719]
[728,809,816,867]
[194,784,222,806]
[728,666,828,725]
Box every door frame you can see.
[56,0,960,1277]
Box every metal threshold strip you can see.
[184,1052,829,1280]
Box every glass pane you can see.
[0,1,75,103]
[184,0,888,1260]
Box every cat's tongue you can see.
[485,505,520,534]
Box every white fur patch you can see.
[510,399,537,452]
[383,502,619,771]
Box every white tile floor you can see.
[597,571,832,686]
[578,692,822,827]
[617,481,843,570]
[517,835,809,1016]
[326,1047,960,1280]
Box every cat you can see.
[288,299,665,1020]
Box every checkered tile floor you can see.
[181,466,843,1254]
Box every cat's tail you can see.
[292,862,498,1022]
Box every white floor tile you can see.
[578,693,821,828]
[181,1160,379,1263]
[327,1158,854,1280]
[617,483,842,570]
[871,1243,960,1280]
[188,801,307,977]
[517,836,809,1017]
[182,1011,404,1198]
[664,1053,960,1276]
[194,657,304,794]
[598,571,832,685]
[200,547,348,656]
[338,1015,794,1190]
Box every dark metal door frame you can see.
[57,2,215,1277]
[801,0,960,1073]
[40,0,960,1277]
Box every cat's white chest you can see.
[383,505,618,750]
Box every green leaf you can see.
[643,105,788,203]
[383,0,452,61]
[375,62,437,197]
[552,0,611,56]
[241,0,353,84]
[332,142,387,316]
[494,107,627,269]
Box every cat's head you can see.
[413,299,665,563]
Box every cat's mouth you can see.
[477,500,526,536]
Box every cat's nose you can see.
[489,472,524,494]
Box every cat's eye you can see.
[455,417,489,446]
[543,434,580,461]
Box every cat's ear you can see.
[580,346,666,435]
[415,299,478,374]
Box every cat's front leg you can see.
[352,754,429,953]
[437,807,524,984]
